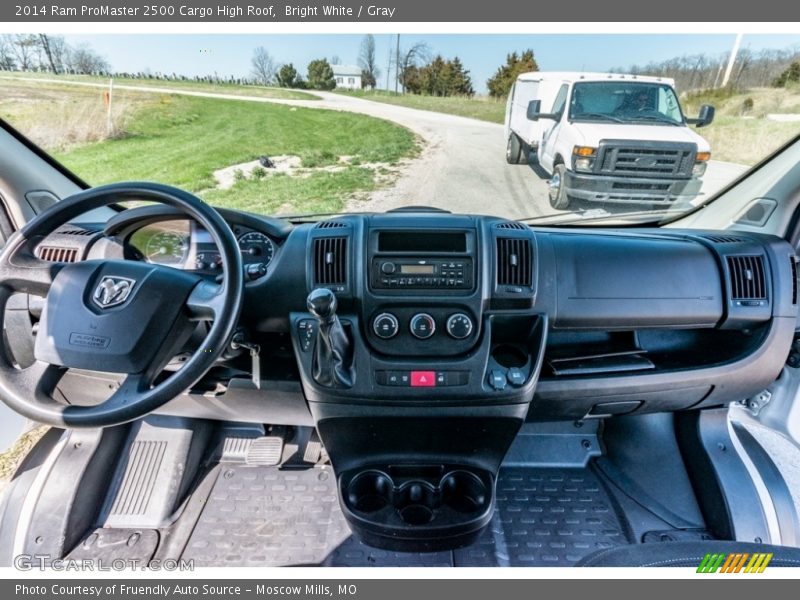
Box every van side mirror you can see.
[527,100,559,121]
[687,104,715,128]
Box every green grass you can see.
[3,72,319,101]
[682,86,800,164]
[336,89,507,124]
[1,79,417,214]
[49,93,417,213]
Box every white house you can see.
[332,65,362,90]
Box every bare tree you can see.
[65,43,110,74]
[251,47,277,85]
[397,42,429,93]
[358,34,380,89]
[8,34,39,71]
[0,35,16,70]
[38,34,67,73]
[329,55,341,65]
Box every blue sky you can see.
[64,34,800,94]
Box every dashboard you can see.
[52,206,797,423]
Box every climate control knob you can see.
[373,313,399,339]
[446,313,473,339]
[409,313,436,339]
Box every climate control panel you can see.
[370,311,474,344]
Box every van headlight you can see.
[693,151,711,177]
[572,146,597,173]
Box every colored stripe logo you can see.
[697,552,773,573]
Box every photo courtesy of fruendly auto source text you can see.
[1,0,800,596]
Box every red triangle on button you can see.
[411,371,436,387]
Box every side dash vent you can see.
[791,255,798,305]
[727,255,767,300]
[37,246,79,263]
[496,237,532,287]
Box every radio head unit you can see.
[369,229,476,292]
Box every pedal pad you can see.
[303,430,328,464]
[245,437,284,466]
[220,437,255,463]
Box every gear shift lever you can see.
[306,288,354,388]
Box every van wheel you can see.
[506,133,525,164]
[548,164,572,210]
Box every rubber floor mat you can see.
[454,467,631,566]
[181,465,629,567]
[68,528,159,563]
[181,465,451,567]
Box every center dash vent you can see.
[313,237,348,285]
[37,246,79,263]
[495,221,527,231]
[315,221,347,229]
[727,255,766,300]
[496,237,532,287]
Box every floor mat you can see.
[180,465,630,567]
[454,467,631,566]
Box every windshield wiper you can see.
[573,112,625,123]
[628,115,682,126]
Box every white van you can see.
[504,72,715,209]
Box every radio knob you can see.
[381,262,396,275]
[373,313,399,339]
[410,313,436,340]
[446,313,473,339]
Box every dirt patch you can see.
[213,155,401,190]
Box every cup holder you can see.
[343,467,491,523]
[347,470,393,513]
[341,465,494,552]
[441,470,488,514]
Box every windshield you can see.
[2,33,800,226]
[569,82,684,125]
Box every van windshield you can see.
[569,81,684,125]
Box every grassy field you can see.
[682,86,800,164]
[3,72,319,101]
[336,89,507,124]
[1,80,418,215]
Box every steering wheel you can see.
[0,182,243,428]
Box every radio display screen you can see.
[378,231,467,253]
[400,264,435,274]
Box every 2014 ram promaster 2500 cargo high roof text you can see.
[505,72,716,209]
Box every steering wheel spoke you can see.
[0,238,65,297]
[186,279,225,321]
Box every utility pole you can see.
[720,33,743,88]
[395,34,400,94]
[385,36,392,91]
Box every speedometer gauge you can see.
[144,231,189,265]
[237,231,275,267]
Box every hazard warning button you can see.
[410,371,436,387]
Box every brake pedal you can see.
[245,436,284,466]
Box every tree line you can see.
[0,34,109,75]
[612,46,800,91]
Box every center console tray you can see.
[338,464,494,552]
